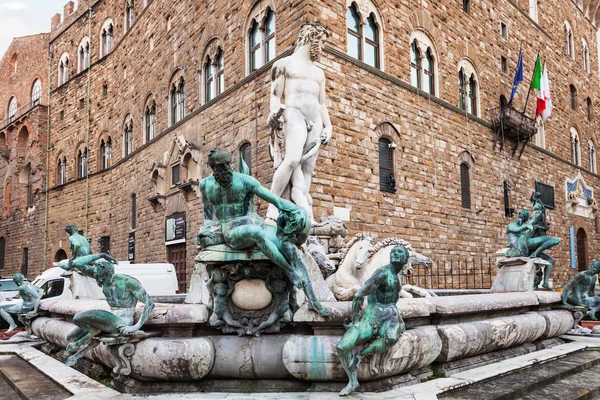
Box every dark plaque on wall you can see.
[165,213,186,245]
[128,232,135,263]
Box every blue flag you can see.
[507,47,523,107]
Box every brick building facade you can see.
[1,0,599,289]
[0,33,49,277]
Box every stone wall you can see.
[31,0,600,287]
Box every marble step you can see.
[517,364,600,400]
[439,350,600,400]
[0,354,71,400]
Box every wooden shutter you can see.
[460,163,471,209]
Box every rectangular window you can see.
[501,56,508,73]
[503,181,514,217]
[535,181,555,209]
[131,194,137,230]
[500,22,508,39]
[99,236,110,254]
[103,84,108,97]
[26,181,33,207]
[172,163,180,186]
[79,99,85,109]
[60,110,64,120]
[21,247,28,276]
[463,0,470,13]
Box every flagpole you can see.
[522,51,540,115]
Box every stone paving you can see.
[2,335,600,399]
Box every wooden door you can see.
[167,243,187,293]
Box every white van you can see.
[114,262,180,296]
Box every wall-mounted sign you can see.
[165,213,186,245]
[128,232,135,263]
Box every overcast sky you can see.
[0,0,76,58]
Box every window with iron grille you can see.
[131,194,137,230]
[460,162,471,209]
[99,236,111,254]
[378,138,396,193]
[240,142,252,174]
[172,163,180,186]
[504,180,514,217]
[535,181,555,209]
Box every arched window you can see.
[409,31,437,95]
[54,249,67,262]
[460,162,471,209]
[144,97,156,143]
[577,228,588,272]
[346,3,382,69]
[170,75,185,125]
[587,97,593,121]
[123,117,134,156]
[125,0,135,32]
[7,97,17,123]
[100,137,112,169]
[100,20,114,57]
[570,85,577,110]
[247,7,276,73]
[571,127,581,166]
[565,21,574,58]
[78,37,90,73]
[458,60,480,116]
[203,47,225,104]
[31,79,42,106]
[78,147,88,178]
[58,53,69,86]
[240,142,252,174]
[529,0,538,23]
[57,156,67,185]
[20,163,33,207]
[582,39,590,74]
[589,140,596,173]
[378,137,396,193]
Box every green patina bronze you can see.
[505,192,561,289]
[59,224,117,276]
[195,148,328,318]
[0,273,43,334]
[561,260,600,319]
[336,245,409,396]
[65,261,155,366]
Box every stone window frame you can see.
[8,53,17,75]
[571,127,582,166]
[58,52,70,86]
[57,154,67,186]
[30,78,42,107]
[100,19,115,58]
[99,135,113,170]
[77,36,90,73]
[458,151,474,210]
[588,139,597,173]
[7,96,17,123]
[123,114,134,157]
[76,144,89,179]
[564,20,575,59]
[201,39,225,105]
[168,69,185,126]
[143,93,157,144]
[528,0,538,23]
[409,29,438,96]
[245,0,277,75]
[375,122,400,194]
[124,0,135,34]
[457,58,480,117]
[581,37,590,74]
[345,0,385,71]
[535,119,546,149]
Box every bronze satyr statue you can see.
[336,245,409,396]
[65,261,154,366]
[505,192,560,289]
[0,273,42,334]
[60,224,117,276]
[562,260,600,319]
[196,148,328,317]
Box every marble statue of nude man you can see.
[65,261,155,366]
[266,22,332,222]
[0,273,42,334]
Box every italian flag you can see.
[531,54,552,120]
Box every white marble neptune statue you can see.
[266,22,332,222]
